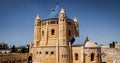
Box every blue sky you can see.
[0,0,120,46]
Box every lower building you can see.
[0,53,32,63]
[0,49,11,54]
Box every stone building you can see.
[0,4,119,63]
[0,43,11,54]
[84,41,101,63]
[29,5,101,63]
[101,42,120,63]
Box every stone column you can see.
[81,50,84,63]
[56,42,59,63]
[69,42,72,63]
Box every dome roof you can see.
[42,5,72,21]
[45,5,61,19]
[85,41,99,47]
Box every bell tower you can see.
[74,17,79,37]
[34,15,41,46]
[58,8,70,63]
[58,8,68,46]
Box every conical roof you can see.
[36,15,40,19]
[74,17,78,22]
[60,8,65,13]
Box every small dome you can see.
[85,41,99,47]
[43,5,71,20]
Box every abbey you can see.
[0,4,120,63]
[29,5,102,63]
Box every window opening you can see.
[51,29,55,35]
[91,53,94,61]
[75,53,78,60]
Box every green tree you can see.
[11,45,16,53]
[26,44,29,53]
[21,48,27,53]
[109,43,112,48]
[109,41,115,48]
[112,41,115,48]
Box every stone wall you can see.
[84,47,101,63]
[115,42,120,48]
[31,46,56,63]
[0,53,32,63]
[72,45,83,63]
[101,48,120,63]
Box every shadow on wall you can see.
[28,56,32,63]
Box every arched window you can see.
[42,31,44,36]
[51,29,55,35]
[62,54,64,58]
[75,53,78,60]
[91,53,94,61]
[56,21,58,24]
[98,54,99,61]
[69,30,71,36]
[68,22,72,25]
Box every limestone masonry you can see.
[0,5,120,63]
[29,5,120,63]
[30,5,100,63]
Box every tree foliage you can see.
[11,45,17,53]
[11,45,29,53]
[109,41,115,48]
